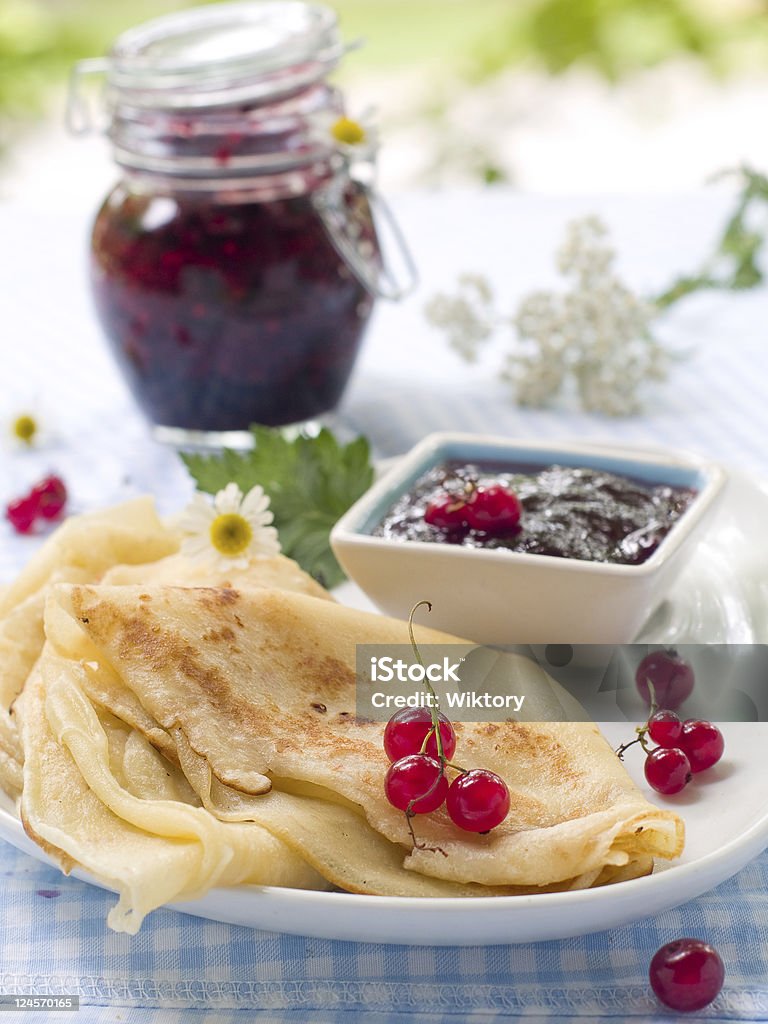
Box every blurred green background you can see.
[2,0,768,184]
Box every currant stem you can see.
[616,735,642,760]
[418,728,435,756]
[403,601,452,853]
[404,812,448,858]
[615,678,660,759]
[646,678,659,718]
[407,601,444,763]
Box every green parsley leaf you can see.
[181,427,374,589]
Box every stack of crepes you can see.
[0,498,684,933]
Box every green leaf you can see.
[653,164,767,309]
[180,427,374,589]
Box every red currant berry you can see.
[5,495,38,534]
[649,938,724,1012]
[383,708,457,763]
[635,650,694,709]
[384,754,448,814]
[424,496,468,531]
[446,769,510,833]
[647,710,683,748]
[644,747,692,795]
[464,485,521,534]
[680,720,724,773]
[31,475,67,520]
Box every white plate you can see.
[635,470,768,643]
[2,721,767,945]
[1,471,767,944]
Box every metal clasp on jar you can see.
[313,172,418,301]
[65,58,111,135]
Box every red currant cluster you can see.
[642,712,724,795]
[383,707,511,834]
[5,475,67,535]
[627,648,724,795]
[425,484,521,535]
[618,702,724,796]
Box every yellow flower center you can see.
[331,116,366,146]
[13,414,37,444]
[209,513,253,557]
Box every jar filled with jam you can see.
[69,1,414,446]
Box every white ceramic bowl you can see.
[330,433,728,644]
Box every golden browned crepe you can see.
[18,608,660,933]
[0,498,177,795]
[15,652,331,934]
[44,584,682,892]
[0,500,331,795]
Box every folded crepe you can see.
[38,583,682,904]
[0,498,177,795]
[0,499,330,796]
[26,647,631,914]
[0,496,360,931]
[17,590,664,932]
[15,651,331,934]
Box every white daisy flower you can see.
[309,109,379,165]
[6,409,52,449]
[12,412,38,445]
[177,482,280,569]
[330,113,377,152]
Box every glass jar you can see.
[69,1,415,446]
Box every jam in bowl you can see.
[373,460,697,567]
[330,433,727,645]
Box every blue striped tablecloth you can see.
[1,838,768,1023]
[1,189,767,1021]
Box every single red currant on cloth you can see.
[644,747,692,795]
[384,754,448,814]
[464,485,522,534]
[635,649,694,709]
[384,708,457,762]
[31,475,68,520]
[680,719,725,773]
[5,474,68,535]
[5,495,39,534]
[446,768,510,832]
[649,938,725,1012]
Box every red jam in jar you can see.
[75,2,412,444]
[91,182,376,432]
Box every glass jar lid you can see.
[67,1,358,180]
[104,1,345,110]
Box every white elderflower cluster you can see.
[426,217,671,416]
[423,273,496,363]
